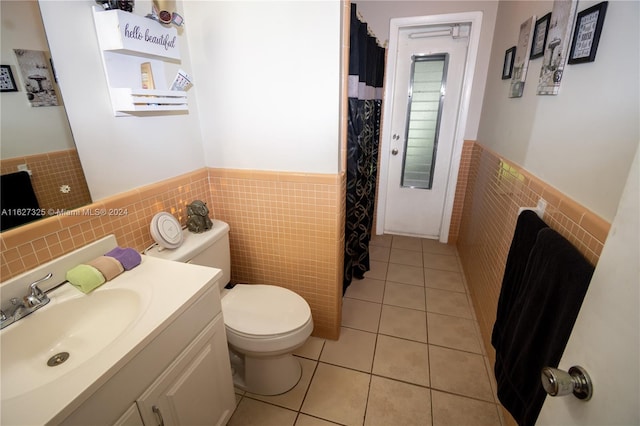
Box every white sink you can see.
[1,288,143,399]
[0,241,221,426]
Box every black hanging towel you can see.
[0,171,43,231]
[492,210,549,351]
[494,228,594,425]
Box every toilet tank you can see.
[145,219,231,286]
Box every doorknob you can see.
[391,149,399,155]
[541,365,593,401]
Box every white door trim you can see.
[376,11,483,242]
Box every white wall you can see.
[38,0,206,200]
[477,0,639,221]
[1,0,75,158]
[355,0,499,141]
[183,1,342,174]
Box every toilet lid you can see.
[222,284,311,337]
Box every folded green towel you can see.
[66,264,106,293]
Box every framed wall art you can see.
[537,0,578,95]
[568,1,608,64]
[13,49,59,107]
[530,13,551,59]
[0,65,18,92]
[510,16,536,98]
[502,46,516,80]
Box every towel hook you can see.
[541,365,593,401]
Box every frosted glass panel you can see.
[401,54,447,189]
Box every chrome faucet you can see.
[0,273,52,329]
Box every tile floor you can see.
[228,234,504,426]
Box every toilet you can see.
[145,220,313,395]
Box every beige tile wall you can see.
[208,169,344,340]
[0,168,344,340]
[1,149,92,215]
[452,141,610,366]
[0,169,211,280]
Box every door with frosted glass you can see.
[384,27,469,238]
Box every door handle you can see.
[391,149,399,156]
[541,365,593,400]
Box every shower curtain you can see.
[343,4,385,294]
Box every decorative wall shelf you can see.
[92,7,188,116]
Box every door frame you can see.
[376,12,483,242]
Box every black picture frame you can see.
[0,65,18,92]
[530,12,551,59]
[568,1,608,64]
[502,46,516,80]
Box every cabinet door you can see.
[137,315,235,426]
[113,404,144,426]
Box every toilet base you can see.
[229,348,302,396]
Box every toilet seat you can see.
[222,284,311,337]
[222,284,313,355]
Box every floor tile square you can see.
[369,244,390,262]
[370,234,392,248]
[379,304,427,343]
[391,235,423,251]
[341,298,381,332]
[228,397,298,426]
[372,335,429,386]
[429,346,494,401]
[301,363,370,425]
[365,260,388,280]
[387,263,424,286]
[422,239,457,256]
[424,269,466,293]
[431,390,501,426]
[389,248,423,267]
[320,327,376,372]
[295,414,342,425]
[384,282,426,311]
[427,313,482,353]
[365,376,432,426]
[423,253,461,272]
[294,336,325,360]
[425,288,472,319]
[344,277,385,303]
[246,357,317,411]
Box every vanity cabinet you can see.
[136,315,233,426]
[114,404,144,426]
[91,7,188,116]
[59,284,235,426]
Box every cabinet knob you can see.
[152,405,165,426]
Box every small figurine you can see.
[186,200,213,233]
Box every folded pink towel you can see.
[104,247,142,270]
[87,256,124,281]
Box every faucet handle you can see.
[23,273,53,308]
[29,273,53,297]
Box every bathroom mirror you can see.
[0,0,92,232]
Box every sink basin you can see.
[0,288,142,400]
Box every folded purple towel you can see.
[104,247,142,271]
